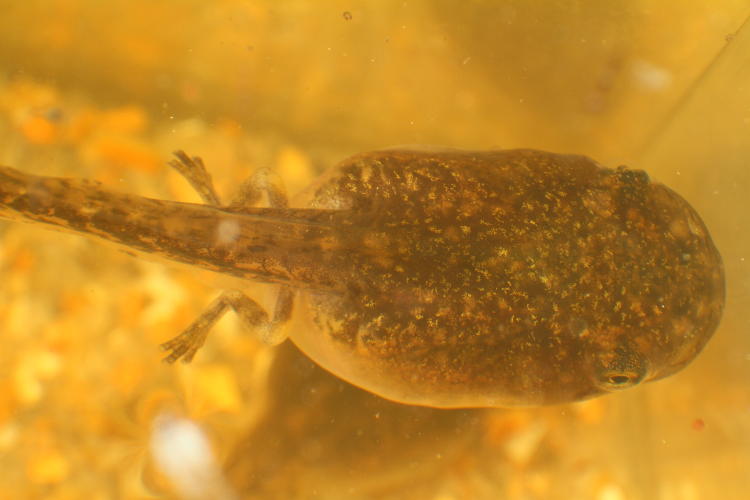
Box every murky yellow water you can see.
[0,1,748,498]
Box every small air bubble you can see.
[216,219,241,244]
[631,59,673,91]
[151,413,234,499]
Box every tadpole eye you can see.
[602,372,638,389]
[593,345,648,391]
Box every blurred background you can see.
[0,1,748,498]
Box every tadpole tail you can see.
[0,165,346,290]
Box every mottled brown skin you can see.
[290,149,725,407]
[0,149,725,408]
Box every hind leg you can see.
[161,151,294,363]
[161,289,293,363]
[169,151,222,205]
